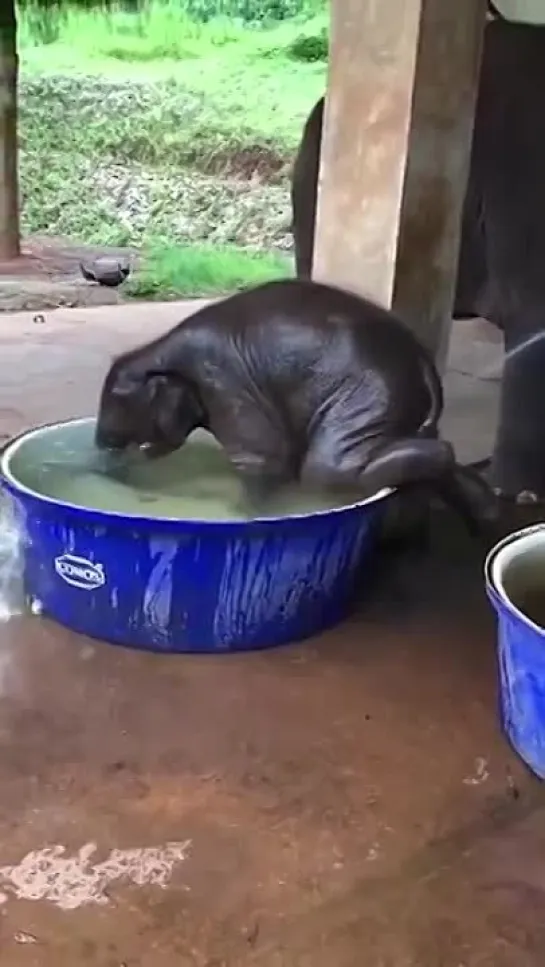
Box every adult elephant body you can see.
[291,20,545,499]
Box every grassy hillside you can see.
[16,0,328,296]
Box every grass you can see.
[16,0,328,298]
[126,242,291,299]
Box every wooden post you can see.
[313,0,486,368]
[0,0,20,261]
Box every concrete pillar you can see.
[313,0,487,368]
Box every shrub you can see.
[286,25,327,61]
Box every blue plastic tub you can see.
[1,418,392,654]
[485,524,545,778]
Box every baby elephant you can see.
[96,278,497,537]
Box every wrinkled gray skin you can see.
[291,19,545,502]
[96,278,498,538]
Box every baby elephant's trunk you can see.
[358,437,500,539]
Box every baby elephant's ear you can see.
[144,370,192,428]
[144,370,200,445]
[144,372,171,404]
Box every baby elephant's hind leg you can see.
[434,462,500,540]
[357,438,455,495]
[359,438,499,539]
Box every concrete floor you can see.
[0,305,543,966]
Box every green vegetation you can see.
[17,0,329,298]
[125,241,290,298]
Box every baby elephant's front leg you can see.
[217,419,297,513]
[239,468,291,510]
[227,450,295,512]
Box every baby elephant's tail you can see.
[358,438,499,539]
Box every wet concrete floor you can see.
[0,306,543,966]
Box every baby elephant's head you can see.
[95,355,206,459]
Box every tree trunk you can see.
[0,0,19,261]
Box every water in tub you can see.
[513,587,545,628]
[12,425,363,521]
[501,547,545,630]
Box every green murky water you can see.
[8,423,363,521]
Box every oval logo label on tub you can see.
[54,554,106,591]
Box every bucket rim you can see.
[484,522,545,636]
[0,416,394,530]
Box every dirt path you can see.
[0,236,139,312]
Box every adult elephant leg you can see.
[292,202,315,279]
[291,98,324,279]
[470,19,545,499]
[489,321,545,502]
[452,174,487,321]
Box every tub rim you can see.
[484,522,545,637]
[0,416,394,532]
